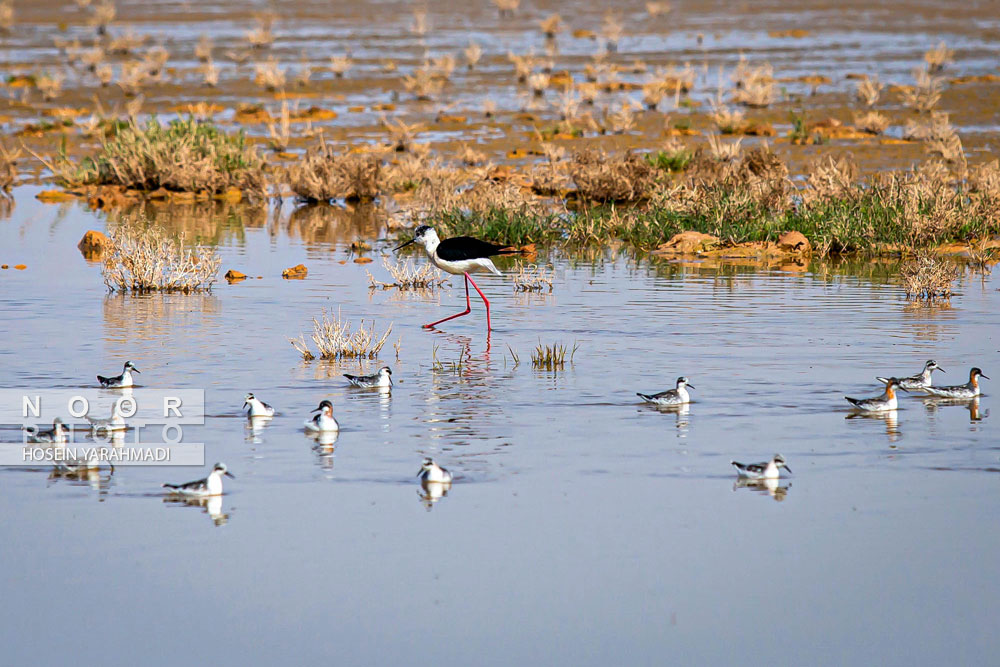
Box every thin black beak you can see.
[783,465,792,474]
[938,367,945,373]
[981,374,991,380]
[685,383,695,389]
[311,405,322,412]
[225,471,235,479]
[394,238,416,252]
[243,402,249,410]
[132,368,141,374]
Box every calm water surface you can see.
[1,189,998,665]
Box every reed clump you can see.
[0,143,19,193]
[288,140,381,202]
[899,251,957,300]
[102,219,221,293]
[531,341,577,369]
[58,118,266,197]
[289,310,392,360]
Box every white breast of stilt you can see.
[431,253,501,276]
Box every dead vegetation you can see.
[288,140,380,202]
[102,218,221,293]
[289,310,393,360]
[569,150,657,202]
[510,262,554,292]
[366,256,446,290]
[899,251,957,300]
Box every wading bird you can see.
[97,360,140,388]
[731,454,791,480]
[394,225,523,331]
[162,462,234,497]
[922,367,989,399]
[876,359,943,392]
[846,378,898,412]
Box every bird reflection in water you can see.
[419,479,452,510]
[923,396,987,423]
[310,430,339,470]
[164,494,229,526]
[49,463,115,495]
[733,477,790,502]
[846,409,900,442]
[245,415,272,444]
[651,402,690,436]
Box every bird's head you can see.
[394,225,439,252]
[676,376,693,390]
[213,462,235,479]
[773,454,791,473]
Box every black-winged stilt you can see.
[394,225,522,330]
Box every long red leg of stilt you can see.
[465,273,491,331]
[423,274,471,329]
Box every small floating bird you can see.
[344,366,393,389]
[922,367,989,399]
[86,400,128,432]
[97,361,140,388]
[304,399,340,433]
[876,359,943,392]
[26,417,70,443]
[417,457,453,483]
[162,462,234,497]
[394,224,524,331]
[243,392,275,418]
[846,378,898,412]
[637,377,694,406]
[731,454,791,480]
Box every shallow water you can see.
[1,189,998,664]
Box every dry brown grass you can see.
[569,150,657,202]
[853,110,890,135]
[710,104,746,134]
[102,219,221,293]
[0,143,20,193]
[899,251,957,300]
[924,42,954,74]
[855,76,883,107]
[288,140,381,202]
[900,69,942,112]
[330,54,352,78]
[289,310,393,360]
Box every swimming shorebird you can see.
[637,377,694,406]
[86,400,128,433]
[394,224,523,331]
[922,367,989,399]
[731,454,791,480]
[26,417,70,443]
[162,462,234,497]
[876,359,943,392]
[845,378,899,412]
[304,399,340,433]
[243,392,275,418]
[344,366,393,389]
[418,457,453,483]
[97,361,140,388]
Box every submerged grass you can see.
[102,218,221,293]
[289,309,392,360]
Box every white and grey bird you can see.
[97,361,140,388]
[876,359,943,392]
[731,454,791,480]
[344,366,393,389]
[922,367,989,400]
[162,462,234,497]
[26,417,70,443]
[304,399,340,433]
[637,377,694,406]
[86,400,128,432]
[395,224,526,330]
[417,457,453,483]
[846,378,899,412]
[243,392,275,418]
